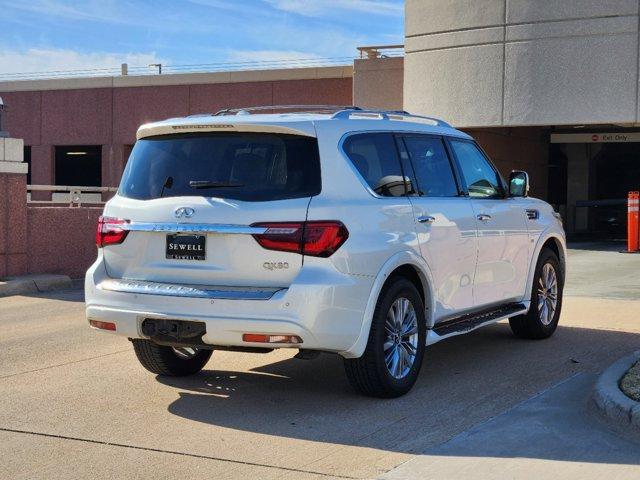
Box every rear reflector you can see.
[243,333,303,344]
[96,216,129,248]
[251,221,348,257]
[89,320,117,331]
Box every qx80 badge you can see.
[263,261,289,271]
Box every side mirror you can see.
[509,170,529,197]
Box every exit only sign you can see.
[551,132,640,143]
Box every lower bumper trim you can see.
[98,278,283,300]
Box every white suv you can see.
[85,106,566,397]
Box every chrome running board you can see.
[98,278,284,300]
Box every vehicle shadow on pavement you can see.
[157,322,640,464]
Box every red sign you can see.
[592,134,599,142]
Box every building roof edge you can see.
[0,65,354,93]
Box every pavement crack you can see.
[0,427,361,479]
[0,349,131,380]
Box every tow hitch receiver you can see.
[141,319,207,347]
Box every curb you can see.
[591,349,640,440]
[0,274,73,298]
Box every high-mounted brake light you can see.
[96,216,130,247]
[251,221,348,258]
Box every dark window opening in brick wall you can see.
[54,145,102,186]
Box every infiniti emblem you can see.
[174,207,195,219]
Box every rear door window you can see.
[119,133,321,201]
[400,135,459,197]
[343,133,407,197]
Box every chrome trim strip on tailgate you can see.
[98,279,283,300]
[121,223,267,235]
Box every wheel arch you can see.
[541,236,566,278]
[340,250,435,359]
[387,264,430,309]
[524,231,567,301]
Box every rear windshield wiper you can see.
[188,180,245,189]
[160,176,173,198]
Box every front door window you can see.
[449,140,502,198]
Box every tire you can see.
[344,277,426,398]
[509,248,564,339]
[131,339,213,376]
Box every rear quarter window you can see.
[342,133,407,197]
[119,133,321,201]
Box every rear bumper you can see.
[85,257,373,356]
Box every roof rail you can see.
[331,109,452,128]
[213,105,361,116]
[210,105,452,127]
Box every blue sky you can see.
[0,0,404,75]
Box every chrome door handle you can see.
[417,215,436,224]
[477,214,492,222]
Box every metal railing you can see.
[0,47,405,82]
[27,185,117,207]
[357,45,404,59]
[0,56,360,82]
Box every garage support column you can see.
[30,145,53,201]
[565,144,590,233]
[102,144,122,202]
[0,138,28,278]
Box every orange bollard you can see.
[628,191,639,252]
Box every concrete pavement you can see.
[381,374,640,480]
[563,241,639,300]
[1,243,639,479]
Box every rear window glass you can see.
[119,133,321,201]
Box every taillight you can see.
[96,216,129,247]
[251,222,304,254]
[301,221,349,257]
[252,221,348,258]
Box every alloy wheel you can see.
[383,297,419,379]
[537,263,558,326]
